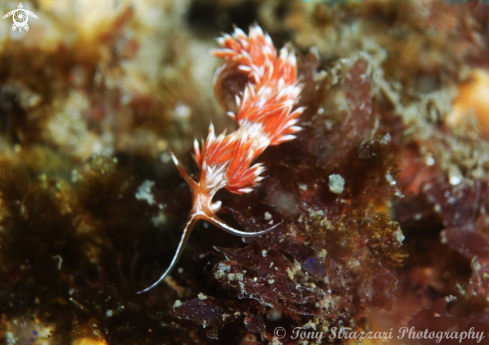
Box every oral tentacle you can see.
[203,212,282,237]
[136,216,197,294]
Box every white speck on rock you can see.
[135,180,156,205]
[175,103,191,118]
[151,212,167,227]
[71,169,82,183]
[6,332,17,345]
[264,212,272,220]
[262,250,267,257]
[386,172,397,186]
[214,262,230,279]
[449,167,462,186]
[380,133,391,145]
[287,268,294,280]
[393,229,405,243]
[173,300,182,311]
[310,209,324,217]
[160,152,172,164]
[328,174,345,194]
[92,141,103,155]
[271,336,283,345]
[426,153,435,166]
[445,295,457,303]
[303,320,317,330]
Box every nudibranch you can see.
[138,25,304,293]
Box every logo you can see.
[3,3,37,32]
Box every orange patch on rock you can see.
[448,69,489,136]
